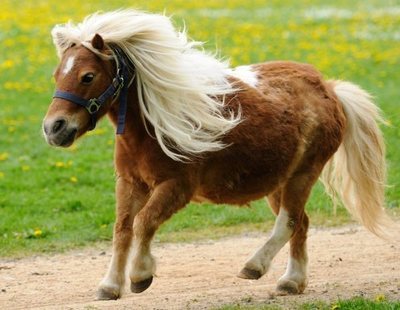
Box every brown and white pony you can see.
[43,10,388,300]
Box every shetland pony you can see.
[43,10,388,300]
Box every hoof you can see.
[96,287,120,300]
[237,267,262,280]
[131,276,153,293]
[276,279,302,295]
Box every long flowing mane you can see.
[51,9,241,160]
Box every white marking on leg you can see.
[244,208,292,274]
[130,241,155,283]
[98,249,130,295]
[280,252,308,285]
[63,56,75,75]
[227,65,258,88]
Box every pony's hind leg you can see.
[276,212,309,295]
[273,171,319,294]
[96,177,148,300]
[238,171,318,295]
[265,189,309,294]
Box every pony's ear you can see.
[51,25,71,58]
[91,33,104,50]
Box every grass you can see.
[0,0,399,257]
[217,297,400,310]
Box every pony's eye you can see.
[81,73,95,85]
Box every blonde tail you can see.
[321,80,389,236]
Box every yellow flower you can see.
[1,59,15,69]
[70,176,78,183]
[55,161,65,168]
[375,294,386,302]
[21,165,30,171]
[68,144,78,152]
[54,161,73,168]
[0,152,9,161]
[87,127,107,136]
[34,229,42,237]
[331,304,340,310]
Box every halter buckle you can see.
[112,76,125,98]
[87,98,101,114]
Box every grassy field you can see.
[217,297,400,309]
[0,0,399,257]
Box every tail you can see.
[321,80,389,237]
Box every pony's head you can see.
[43,34,115,147]
[43,10,240,160]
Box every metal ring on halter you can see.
[87,99,101,114]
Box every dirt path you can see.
[1,225,399,309]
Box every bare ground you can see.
[1,225,399,310]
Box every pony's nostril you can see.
[43,123,50,135]
[52,119,67,134]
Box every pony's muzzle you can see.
[48,118,66,135]
[43,117,78,147]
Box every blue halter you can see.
[53,46,131,134]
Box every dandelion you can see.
[67,144,78,152]
[0,59,15,69]
[0,152,9,161]
[55,161,65,168]
[375,294,386,302]
[331,303,340,310]
[70,176,78,183]
[55,161,73,168]
[87,127,107,136]
[21,165,30,171]
[34,228,42,238]
[4,81,14,90]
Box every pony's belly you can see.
[193,189,270,205]
[193,173,280,205]
[191,194,213,204]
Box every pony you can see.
[42,10,388,300]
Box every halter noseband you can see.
[53,46,131,134]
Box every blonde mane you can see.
[51,9,241,161]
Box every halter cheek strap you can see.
[53,46,131,134]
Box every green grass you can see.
[217,297,400,310]
[301,298,400,310]
[0,0,399,257]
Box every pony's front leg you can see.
[129,179,191,293]
[97,177,148,300]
